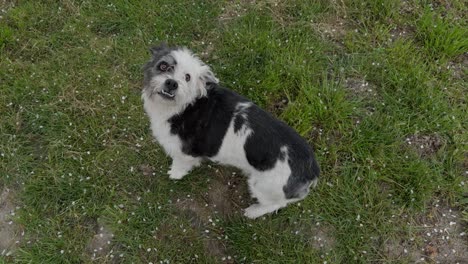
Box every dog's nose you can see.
[165,79,178,91]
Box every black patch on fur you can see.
[283,157,320,199]
[233,115,245,133]
[242,106,320,196]
[167,83,320,199]
[168,84,248,157]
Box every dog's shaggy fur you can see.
[142,44,319,219]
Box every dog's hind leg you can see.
[244,175,290,219]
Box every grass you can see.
[1,0,467,263]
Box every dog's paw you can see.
[244,203,285,219]
[244,204,264,219]
[168,168,186,180]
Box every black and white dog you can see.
[142,44,319,219]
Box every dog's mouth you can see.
[157,89,175,100]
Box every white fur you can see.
[143,98,201,180]
[143,49,214,179]
[170,49,210,104]
[144,48,217,113]
[210,102,253,168]
[143,49,303,219]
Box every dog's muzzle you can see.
[158,79,178,100]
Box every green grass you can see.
[416,7,468,59]
[1,0,467,263]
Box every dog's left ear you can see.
[200,67,219,85]
[196,66,218,97]
[149,42,168,57]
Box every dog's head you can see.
[143,43,218,107]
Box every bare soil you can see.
[0,188,22,257]
[384,202,468,263]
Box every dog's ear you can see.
[149,42,168,57]
[196,66,218,97]
[200,67,219,85]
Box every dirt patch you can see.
[431,0,456,11]
[298,222,335,251]
[463,152,468,172]
[405,134,443,157]
[313,16,349,44]
[199,43,216,60]
[308,125,344,156]
[383,237,423,262]
[389,25,415,42]
[58,88,100,116]
[203,238,232,263]
[383,202,468,263]
[84,218,114,261]
[399,0,416,14]
[0,0,16,13]
[267,96,289,117]
[308,124,325,144]
[344,77,377,97]
[267,1,295,28]
[219,0,255,23]
[172,167,251,261]
[446,54,468,80]
[276,219,336,255]
[173,197,230,262]
[378,181,393,198]
[139,164,155,177]
[207,180,235,218]
[207,167,251,218]
[174,198,211,227]
[0,187,22,257]
[175,167,250,221]
[343,77,379,119]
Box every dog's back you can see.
[169,83,319,211]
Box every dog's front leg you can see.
[168,155,201,180]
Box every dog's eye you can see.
[158,62,168,71]
[185,74,191,82]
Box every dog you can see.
[142,44,319,219]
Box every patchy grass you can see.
[0,0,467,263]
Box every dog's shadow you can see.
[172,162,253,221]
